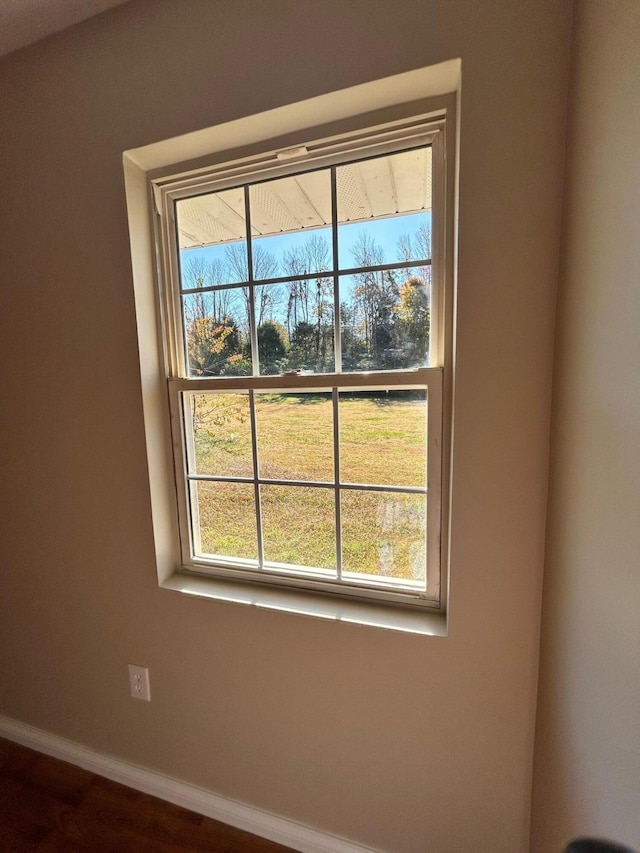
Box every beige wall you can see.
[531,3,640,850]
[0,3,571,851]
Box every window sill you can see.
[162,571,447,636]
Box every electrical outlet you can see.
[128,664,151,701]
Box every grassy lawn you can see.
[191,392,427,582]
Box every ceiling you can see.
[178,147,433,250]
[0,0,128,58]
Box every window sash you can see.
[157,123,445,380]
[168,367,442,607]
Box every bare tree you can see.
[396,219,432,289]
[224,241,279,333]
[182,256,236,322]
[282,244,311,336]
[282,233,333,366]
[349,230,390,357]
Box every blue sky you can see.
[179,210,431,287]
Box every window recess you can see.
[153,113,449,613]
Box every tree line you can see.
[183,221,431,376]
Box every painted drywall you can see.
[0,0,129,59]
[531,2,640,850]
[0,2,571,851]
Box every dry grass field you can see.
[190,393,427,582]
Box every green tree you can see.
[287,321,317,369]
[257,321,287,373]
[340,301,368,370]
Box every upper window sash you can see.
[154,118,446,381]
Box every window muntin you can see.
[176,382,430,590]
[174,146,434,378]
[161,123,445,609]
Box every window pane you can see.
[341,490,426,585]
[185,393,253,477]
[339,390,426,487]
[261,485,336,572]
[255,280,335,375]
[193,481,258,561]
[255,392,334,482]
[176,186,248,285]
[254,283,288,375]
[249,169,332,279]
[251,228,333,282]
[338,213,432,270]
[339,264,430,371]
[179,251,235,290]
[182,288,251,376]
[337,147,432,268]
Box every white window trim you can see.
[161,123,444,609]
[124,63,459,635]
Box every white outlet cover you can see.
[128,664,151,701]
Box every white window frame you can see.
[125,68,458,635]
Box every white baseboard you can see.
[0,714,382,853]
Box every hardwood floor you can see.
[0,738,297,852]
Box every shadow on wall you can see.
[565,840,638,853]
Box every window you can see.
[131,86,456,628]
